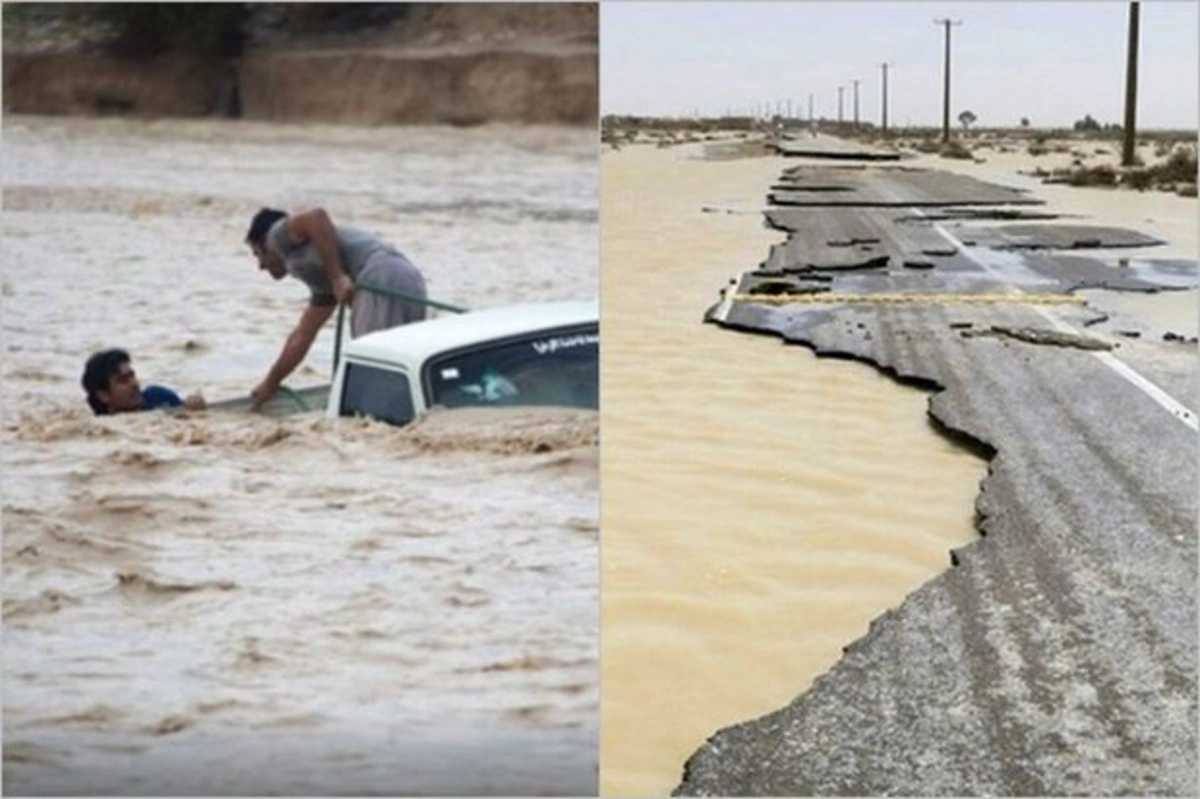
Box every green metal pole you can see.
[330,284,466,378]
[331,303,346,380]
[355,281,468,314]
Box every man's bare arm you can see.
[251,303,335,408]
[286,208,355,303]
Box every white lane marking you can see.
[923,212,1199,432]
[1091,351,1199,430]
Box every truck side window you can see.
[426,324,598,411]
[340,364,415,426]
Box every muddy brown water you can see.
[2,116,598,795]
[599,143,988,796]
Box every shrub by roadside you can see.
[939,140,972,160]
[1040,147,1196,194]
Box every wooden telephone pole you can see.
[879,62,891,135]
[1122,2,1140,166]
[934,18,963,143]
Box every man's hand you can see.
[333,273,356,306]
[250,381,278,412]
[184,391,207,411]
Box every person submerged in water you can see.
[244,206,429,410]
[81,348,206,416]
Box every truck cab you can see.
[328,299,598,425]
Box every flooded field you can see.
[2,116,598,795]
[599,143,989,796]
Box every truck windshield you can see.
[340,363,416,426]
[426,324,598,411]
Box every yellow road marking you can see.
[731,292,1087,306]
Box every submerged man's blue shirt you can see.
[141,385,183,411]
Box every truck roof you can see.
[342,299,598,367]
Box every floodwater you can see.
[2,116,598,795]
[599,143,988,796]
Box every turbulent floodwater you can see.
[2,116,598,795]
[600,144,989,797]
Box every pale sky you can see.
[600,1,1199,129]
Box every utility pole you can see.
[1122,2,1140,166]
[808,93,814,123]
[838,86,844,124]
[787,98,793,119]
[935,18,963,143]
[879,62,891,135]
[852,79,860,128]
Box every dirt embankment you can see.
[6,46,597,125]
[236,45,596,126]
[4,50,225,118]
[2,4,598,125]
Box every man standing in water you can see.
[82,349,206,415]
[244,207,428,410]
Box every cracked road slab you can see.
[769,165,1044,207]
[678,158,1198,797]
[950,223,1164,251]
[772,133,901,161]
[759,207,1187,295]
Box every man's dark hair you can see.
[82,348,131,416]
[246,207,287,246]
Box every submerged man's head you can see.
[245,207,288,280]
[82,348,142,415]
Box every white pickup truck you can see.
[226,300,598,425]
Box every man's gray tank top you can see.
[267,220,396,306]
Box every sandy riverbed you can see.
[2,115,598,795]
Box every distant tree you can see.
[1020,117,1030,129]
[958,110,977,133]
[1074,114,1102,132]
